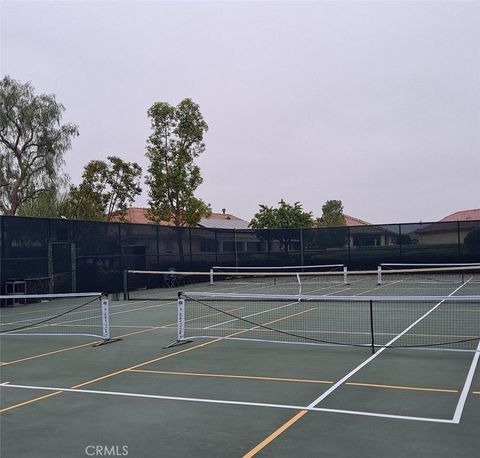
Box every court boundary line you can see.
[242,280,475,456]
[0,298,181,366]
[0,326,165,366]
[0,381,456,424]
[452,339,480,422]
[1,282,477,421]
[0,306,312,412]
[127,369,460,393]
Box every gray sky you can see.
[1,0,479,224]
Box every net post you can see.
[163,292,192,348]
[343,266,349,285]
[93,295,122,346]
[369,299,375,354]
[177,294,185,341]
[209,269,214,285]
[377,266,382,285]
[101,295,110,340]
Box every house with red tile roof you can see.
[344,214,370,226]
[112,207,250,229]
[115,207,174,226]
[117,207,371,229]
[410,209,480,246]
[440,209,480,222]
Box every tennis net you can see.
[380,263,480,269]
[124,268,349,299]
[0,292,113,343]
[210,264,345,273]
[125,265,480,299]
[176,292,480,353]
[376,265,480,295]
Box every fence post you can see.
[0,217,4,294]
[457,221,461,262]
[399,224,403,261]
[189,227,193,270]
[156,225,160,268]
[234,229,238,267]
[347,226,351,267]
[300,228,304,268]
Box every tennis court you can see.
[1,266,479,457]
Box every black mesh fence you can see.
[0,216,479,294]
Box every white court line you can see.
[452,339,480,424]
[0,382,454,424]
[0,299,162,327]
[201,278,381,330]
[1,299,176,335]
[204,300,302,329]
[304,281,473,413]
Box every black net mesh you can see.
[1,216,479,295]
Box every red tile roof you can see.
[111,208,174,225]
[344,214,370,226]
[111,208,247,226]
[440,209,480,222]
[114,208,372,228]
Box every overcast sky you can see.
[1,1,479,224]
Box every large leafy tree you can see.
[0,76,78,215]
[250,200,314,252]
[69,156,142,221]
[250,200,314,229]
[316,200,346,227]
[145,98,211,227]
[16,187,73,218]
[310,200,347,250]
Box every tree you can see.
[69,156,142,221]
[311,200,347,250]
[250,200,314,229]
[250,200,314,252]
[316,200,346,227]
[145,98,211,227]
[16,187,73,218]
[0,76,78,215]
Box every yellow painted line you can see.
[1,327,162,366]
[0,391,64,413]
[0,338,223,413]
[73,306,316,390]
[1,306,244,366]
[1,302,214,365]
[346,382,457,393]
[1,342,106,366]
[243,410,308,458]
[0,300,312,412]
[129,369,333,385]
[178,306,246,326]
[129,369,459,394]
[71,339,224,389]
[473,391,480,395]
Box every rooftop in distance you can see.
[113,207,479,228]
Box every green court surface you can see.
[1,279,479,458]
